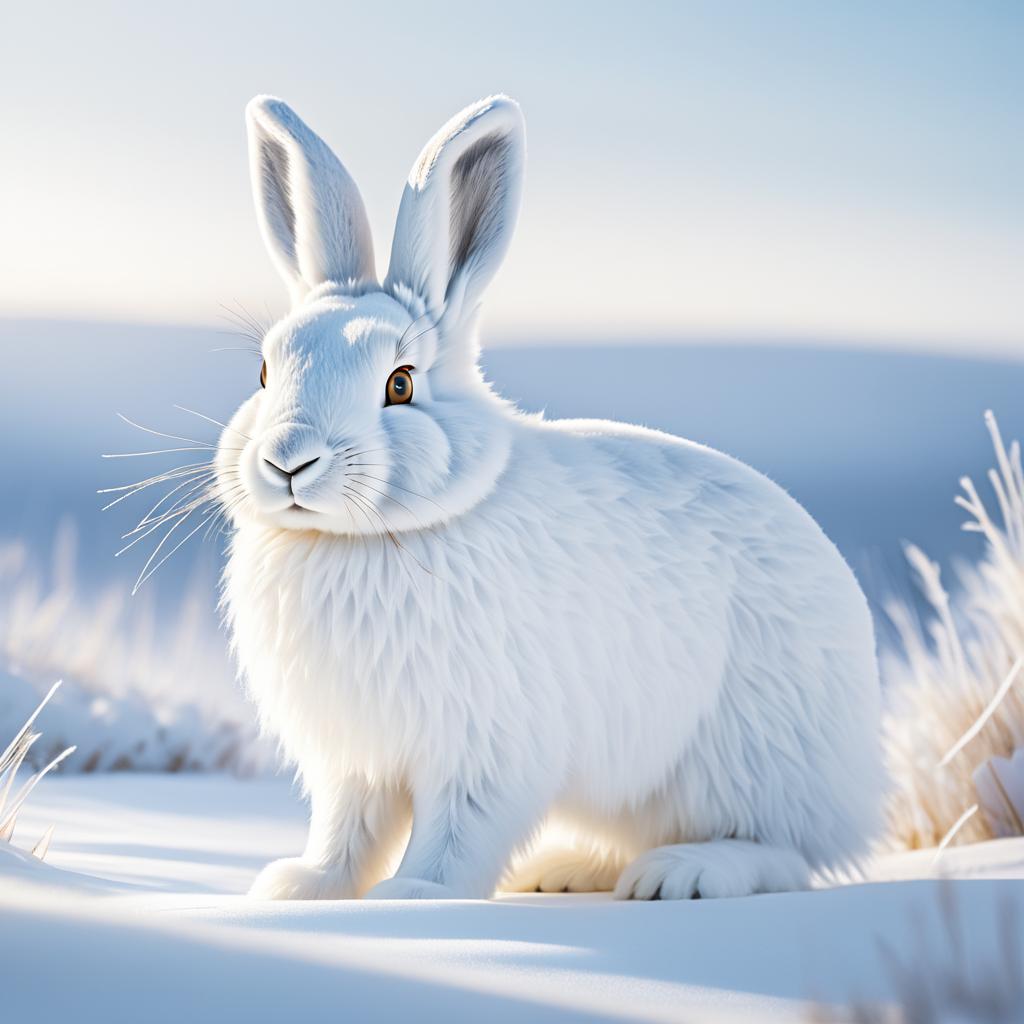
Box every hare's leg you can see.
[250,776,409,900]
[365,775,551,900]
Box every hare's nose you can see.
[258,429,331,489]
[262,452,320,480]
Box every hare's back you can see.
[533,416,866,619]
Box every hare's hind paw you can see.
[614,840,809,901]
[503,844,624,893]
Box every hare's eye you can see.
[385,367,414,406]
[260,360,267,389]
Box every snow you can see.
[3,774,1022,1022]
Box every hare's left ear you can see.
[246,96,377,305]
[384,96,524,352]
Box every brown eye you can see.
[260,360,267,388]
[385,367,414,406]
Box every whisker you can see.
[212,498,246,543]
[173,405,252,441]
[211,345,263,357]
[395,310,443,364]
[394,311,432,362]
[335,447,392,459]
[344,488,418,585]
[115,413,215,449]
[218,301,273,346]
[347,477,429,528]
[125,475,241,582]
[343,488,387,545]
[203,483,247,542]
[101,475,213,516]
[121,489,212,541]
[103,406,250,584]
[103,446,216,458]
[116,506,197,556]
[120,475,236,551]
[345,486,435,579]
[134,475,219,531]
[346,473,448,515]
[133,510,217,594]
[146,474,238,525]
[99,462,213,500]
[119,496,203,557]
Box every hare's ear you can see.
[246,96,376,305]
[384,96,524,352]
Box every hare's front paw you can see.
[364,877,455,900]
[249,857,350,900]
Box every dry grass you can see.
[0,680,74,858]
[884,412,1024,849]
[0,524,271,774]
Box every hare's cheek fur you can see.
[228,94,885,902]
[378,408,452,510]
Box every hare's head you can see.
[218,96,524,537]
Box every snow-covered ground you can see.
[3,774,1023,1022]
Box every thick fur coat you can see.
[218,95,885,901]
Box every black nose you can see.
[262,454,321,481]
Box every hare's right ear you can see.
[384,96,524,359]
[246,96,376,305]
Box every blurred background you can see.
[1,1,1022,772]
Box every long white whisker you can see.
[211,346,263,356]
[203,484,247,542]
[345,486,434,580]
[99,461,212,493]
[130,502,202,587]
[347,477,427,527]
[128,475,237,536]
[345,489,391,548]
[117,482,225,550]
[115,412,214,449]
[133,511,217,594]
[173,404,252,441]
[135,475,218,530]
[103,446,216,458]
[100,464,213,507]
[116,508,197,556]
[347,472,448,515]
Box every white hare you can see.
[220,94,884,901]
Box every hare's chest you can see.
[225,534,470,776]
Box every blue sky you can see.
[2,1,1021,351]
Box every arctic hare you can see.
[221,94,884,901]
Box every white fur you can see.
[221,95,885,902]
